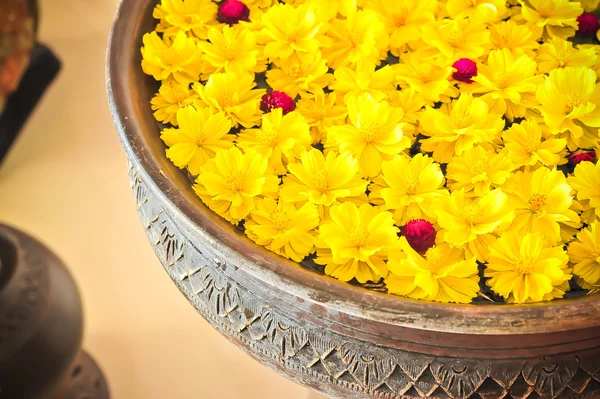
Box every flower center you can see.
[461,203,481,226]
[418,63,434,82]
[393,9,408,27]
[349,225,369,247]
[447,25,464,47]
[270,210,290,232]
[529,194,546,212]
[536,0,556,17]
[425,246,446,271]
[288,65,301,80]
[453,111,473,129]
[513,256,535,275]
[565,93,584,113]
[470,159,488,175]
[404,175,419,194]
[313,170,329,191]
[360,122,379,143]
[218,94,235,108]
[525,138,540,154]
[222,45,238,61]
[258,126,280,147]
[227,171,245,192]
[492,71,509,89]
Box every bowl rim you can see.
[106,0,600,336]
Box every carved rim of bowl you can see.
[106,0,600,338]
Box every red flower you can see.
[577,13,600,37]
[260,91,295,114]
[569,151,597,165]
[402,220,436,254]
[452,58,478,84]
[218,0,250,25]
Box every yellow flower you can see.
[394,50,454,105]
[280,149,368,206]
[536,67,600,148]
[160,106,234,175]
[446,146,514,197]
[319,202,398,283]
[384,89,426,142]
[489,20,542,57]
[468,49,543,121]
[365,0,437,55]
[521,0,583,39]
[446,0,507,23]
[196,147,279,222]
[194,72,265,128]
[568,222,600,286]
[503,167,578,245]
[141,31,203,83]
[568,159,600,218]
[330,60,396,104]
[420,17,490,63]
[260,3,329,61]
[434,188,514,262]
[197,26,266,76]
[379,154,449,226]
[245,198,319,262]
[295,91,347,144]
[153,0,218,40]
[326,94,411,178]
[485,232,569,303]
[236,109,311,175]
[322,9,388,69]
[502,119,567,168]
[536,36,598,74]
[419,94,505,163]
[151,80,200,126]
[386,238,480,303]
[266,53,333,98]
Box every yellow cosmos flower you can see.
[568,222,600,286]
[536,37,598,74]
[237,109,312,175]
[394,50,454,105]
[446,146,514,197]
[485,232,570,303]
[280,149,368,206]
[153,0,218,40]
[537,67,600,148]
[160,106,234,176]
[434,188,514,262]
[194,72,265,128]
[141,31,203,84]
[380,154,449,225]
[322,9,388,69]
[365,0,437,55]
[245,198,319,262]
[568,160,600,218]
[521,0,583,39]
[503,167,578,245]
[386,238,480,303]
[266,53,333,98]
[326,94,411,178]
[330,60,396,104]
[502,119,567,168]
[260,3,329,61]
[151,79,200,126]
[468,49,543,121]
[197,26,266,76]
[446,0,507,23]
[295,91,347,144]
[489,20,542,57]
[384,89,426,142]
[420,17,490,63]
[419,94,505,163]
[319,202,398,283]
[196,147,279,222]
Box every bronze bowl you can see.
[106,1,600,398]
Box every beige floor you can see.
[0,1,321,398]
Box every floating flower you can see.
[153,0,218,40]
[218,0,250,24]
[577,12,600,37]
[160,106,234,176]
[569,150,597,165]
[420,17,490,63]
[151,80,200,126]
[568,159,600,218]
[245,198,319,262]
[260,91,295,115]
[394,50,454,104]
[295,91,347,144]
[319,202,398,283]
[326,94,411,178]
[266,53,333,98]
[536,36,597,74]
[485,232,569,303]
[402,219,437,254]
[385,238,480,303]
[196,147,279,222]
[521,0,583,39]
[280,149,368,206]
[502,119,567,168]
[330,60,396,103]
[141,31,203,83]
[237,108,311,175]
[452,58,477,84]
[568,222,600,286]
[194,72,265,128]
[489,20,541,57]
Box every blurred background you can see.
[0,0,315,397]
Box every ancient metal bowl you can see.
[106,1,600,398]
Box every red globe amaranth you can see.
[217,0,250,25]
[260,91,295,114]
[569,151,597,165]
[403,220,436,254]
[577,13,600,37]
[452,58,478,83]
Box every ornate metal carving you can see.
[127,160,600,399]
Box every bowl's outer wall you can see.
[107,1,600,398]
